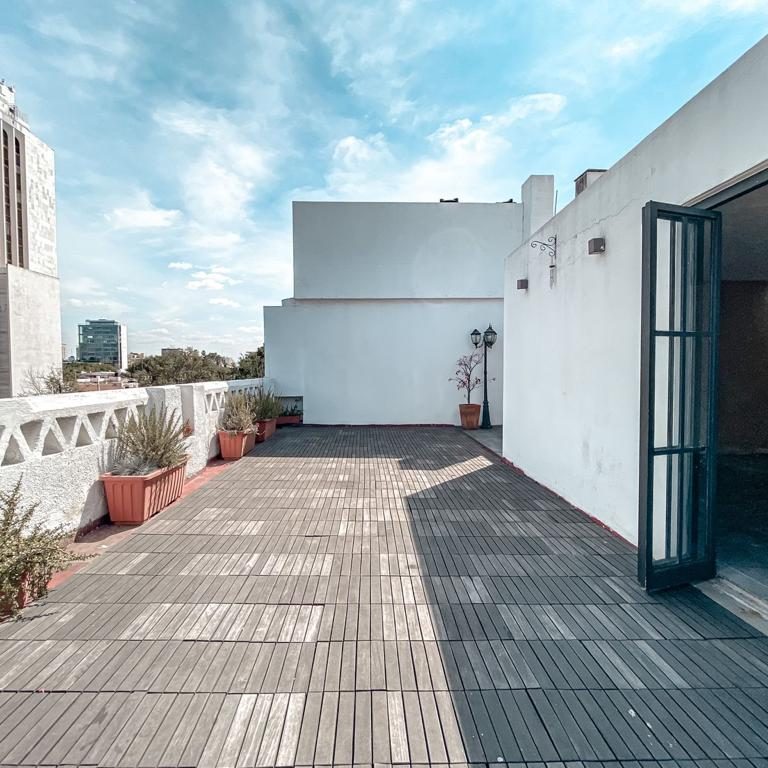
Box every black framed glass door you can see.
[638,201,722,591]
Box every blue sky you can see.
[1,1,766,359]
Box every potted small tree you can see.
[250,389,281,442]
[1,482,75,617]
[218,392,259,459]
[101,406,188,525]
[450,351,484,429]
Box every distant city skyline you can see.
[1,1,767,357]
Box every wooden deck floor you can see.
[1,426,767,767]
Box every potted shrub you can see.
[101,406,188,525]
[277,401,303,427]
[218,392,259,459]
[249,389,281,442]
[450,351,484,429]
[1,481,75,617]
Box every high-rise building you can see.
[77,319,128,370]
[0,82,62,397]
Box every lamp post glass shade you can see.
[470,328,482,347]
[484,324,497,347]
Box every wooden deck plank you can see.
[0,426,765,766]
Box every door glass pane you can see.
[651,453,680,563]
[655,218,672,332]
[653,336,682,450]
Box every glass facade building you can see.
[77,319,128,369]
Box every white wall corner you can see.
[521,175,555,241]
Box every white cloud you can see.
[155,103,273,224]
[106,191,182,230]
[186,265,241,291]
[168,261,194,270]
[209,297,241,308]
[312,93,567,202]
[36,15,132,57]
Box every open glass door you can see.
[638,201,722,590]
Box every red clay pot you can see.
[277,415,302,427]
[255,418,277,442]
[101,461,187,525]
[218,430,256,459]
[459,403,481,429]
[1,573,30,616]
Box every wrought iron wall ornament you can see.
[531,235,557,288]
[530,235,557,258]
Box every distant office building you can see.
[127,351,144,365]
[161,347,183,357]
[77,319,128,370]
[0,82,62,397]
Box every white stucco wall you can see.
[23,132,57,278]
[267,179,553,425]
[293,201,524,300]
[266,299,503,425]
[0,377,270,532]
[503,36,768,543]
[6,266,62,395]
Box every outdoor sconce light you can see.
[588,237,606,254]
[470,324,498,429]
[517,279,529,290]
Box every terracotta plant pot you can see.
[277,415,302,427]
[1,572,30,616]
[101,461,187,525]
[218,430,256,460]
[459,403,481,429]
[255,418,277,442]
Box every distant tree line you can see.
[21,347,265,395]
[127,347,264,386]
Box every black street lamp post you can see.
[471,324,498,429]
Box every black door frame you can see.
[638,169,768,591]
[638,201,722,590]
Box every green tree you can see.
[235,347,264,379]
[126,347,233,386]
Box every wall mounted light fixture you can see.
[588,237,606,254]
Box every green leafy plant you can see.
[0,481,75,616]
[249,389,282,421]
[112,406,187,476]
[280,401,303,417]
[221,392,255,433]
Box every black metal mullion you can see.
[676,218,689,565]
[705,214,722,570]
[689,219,705,560]
[664,219,676,560]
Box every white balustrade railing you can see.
[0,377,274,533]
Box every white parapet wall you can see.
[0,377,272,532]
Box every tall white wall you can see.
[267,180,553,425]
[266,299,503,425]
[23,132,57,278]
[293,201,523,299]
[6,266,62,394]
[0,95,62,397]
[503,37,768,543]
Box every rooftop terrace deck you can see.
[0,426,767,767]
